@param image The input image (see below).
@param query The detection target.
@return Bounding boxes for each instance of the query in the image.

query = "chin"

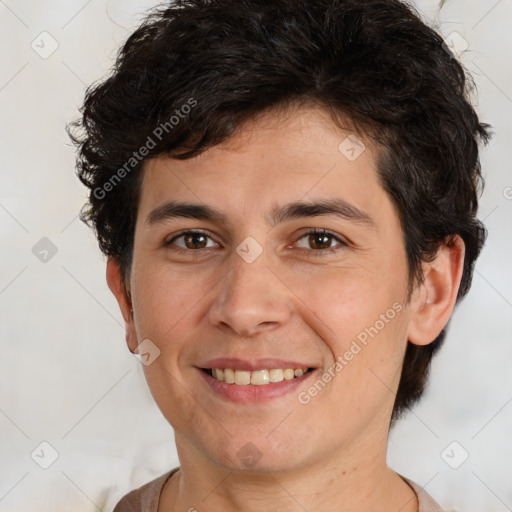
[205,438,308,475]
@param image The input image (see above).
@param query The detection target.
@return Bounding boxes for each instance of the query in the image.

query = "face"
[121,107,416,473]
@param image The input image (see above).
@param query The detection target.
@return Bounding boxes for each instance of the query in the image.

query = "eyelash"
[165,228,348,257]
[295,228,348,257]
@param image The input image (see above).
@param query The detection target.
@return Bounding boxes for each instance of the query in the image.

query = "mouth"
[197,358,319,403]
[201,367,315,385]
[196,357,319,402]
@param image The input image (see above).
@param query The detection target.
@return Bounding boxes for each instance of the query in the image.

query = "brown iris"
[183,232,209,249]
[307,232,333,250]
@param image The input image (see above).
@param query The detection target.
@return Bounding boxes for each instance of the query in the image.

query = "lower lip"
[198,369,316,403]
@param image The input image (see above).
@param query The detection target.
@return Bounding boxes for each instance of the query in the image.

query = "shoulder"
[402,477,445,512]
[112,467,179,512]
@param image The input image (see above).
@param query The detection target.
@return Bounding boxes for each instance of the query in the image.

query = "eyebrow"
[146,198,376,229]
[267,198,376,228]
[146,201,229,226]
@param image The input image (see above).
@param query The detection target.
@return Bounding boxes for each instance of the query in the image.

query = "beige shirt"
[112,467,444,512]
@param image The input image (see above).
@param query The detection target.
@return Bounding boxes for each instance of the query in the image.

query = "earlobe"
[407,235,465,346]
[106,258,138,353]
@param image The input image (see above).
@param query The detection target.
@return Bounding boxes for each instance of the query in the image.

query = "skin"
[107,106,465,511]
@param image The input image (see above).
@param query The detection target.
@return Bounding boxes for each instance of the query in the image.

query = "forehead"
[137,107,392,226]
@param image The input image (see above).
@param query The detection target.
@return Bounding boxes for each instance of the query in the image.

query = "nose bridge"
[208,247,292,336]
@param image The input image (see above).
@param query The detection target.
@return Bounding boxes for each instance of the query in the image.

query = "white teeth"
[234,370,251,385]
[283,369,295,380]
[269,369,284,382]
[212,368,224,381]
[210,367,310,385]
[224,368,235,384]
[250,369,269,385]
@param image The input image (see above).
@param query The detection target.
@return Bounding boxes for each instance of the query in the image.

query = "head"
[70,0,490,471]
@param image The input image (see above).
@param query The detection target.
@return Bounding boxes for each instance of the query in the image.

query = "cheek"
[131,264,208,424]
[298,267,408,384]
[304,279,408,428]
[131,257,209,342]
[298,267,398,339]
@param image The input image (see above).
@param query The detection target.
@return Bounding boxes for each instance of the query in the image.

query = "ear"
[106,257,138,353]
[407,235,465,346]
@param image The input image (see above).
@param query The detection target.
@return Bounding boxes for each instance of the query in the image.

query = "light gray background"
[1,1,511,511]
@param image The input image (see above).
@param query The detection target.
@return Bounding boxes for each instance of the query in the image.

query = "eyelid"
[164,228,348,254]
[165,229,220,248]
[293,228,349,248]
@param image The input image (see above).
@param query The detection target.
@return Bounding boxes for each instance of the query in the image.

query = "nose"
[207,250,293,338]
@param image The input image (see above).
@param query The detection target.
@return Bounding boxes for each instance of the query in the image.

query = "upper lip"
[198,358,317,371]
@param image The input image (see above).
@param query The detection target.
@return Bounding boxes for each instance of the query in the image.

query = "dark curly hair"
[69,0,491,422]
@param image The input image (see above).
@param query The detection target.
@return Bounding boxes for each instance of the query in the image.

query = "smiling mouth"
[203,367,314,385]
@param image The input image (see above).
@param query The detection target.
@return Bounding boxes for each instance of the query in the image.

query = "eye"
[295,228,347,254]
[166,230,219,250]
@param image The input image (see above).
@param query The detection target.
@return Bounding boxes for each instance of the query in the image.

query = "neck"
[159,433,418,512]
